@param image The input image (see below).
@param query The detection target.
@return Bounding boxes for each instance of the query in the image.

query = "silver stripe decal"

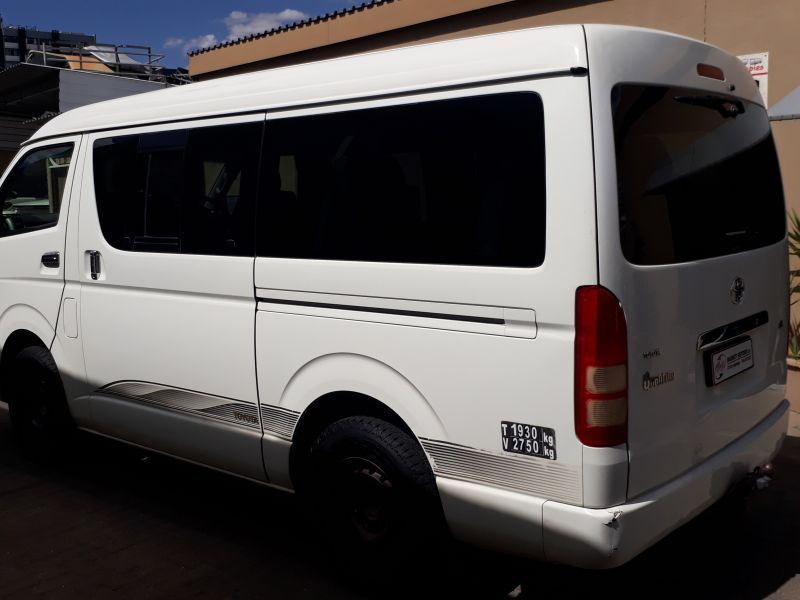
[101,381,261,429]
[259,404,300,439]
[421,439,581,505]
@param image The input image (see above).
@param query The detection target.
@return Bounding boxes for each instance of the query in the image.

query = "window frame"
[257,90,547,269]
[610,82,785,267]
[0,137,79,240]
[88,113,265,257]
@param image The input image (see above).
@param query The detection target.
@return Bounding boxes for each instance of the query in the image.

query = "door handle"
[89,250,101,280]
[41,252,60,268]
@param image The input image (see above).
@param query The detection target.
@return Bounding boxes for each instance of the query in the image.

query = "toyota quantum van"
[0,24,788,568]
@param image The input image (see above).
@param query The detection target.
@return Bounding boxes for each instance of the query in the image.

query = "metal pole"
[0,14,6,70]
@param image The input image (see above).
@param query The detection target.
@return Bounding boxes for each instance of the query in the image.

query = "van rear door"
[605,82,787,497]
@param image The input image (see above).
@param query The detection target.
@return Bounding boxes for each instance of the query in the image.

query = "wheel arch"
[0,304,56,355]
[279,352,447,441]
[274,353,447,486]
[0,328,49,399]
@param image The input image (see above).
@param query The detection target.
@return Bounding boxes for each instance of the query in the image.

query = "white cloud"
[223,9,308,40]
[164,8,306,57]
[164,37,186,49]
[164,33,219,54]
[184,34,219,52]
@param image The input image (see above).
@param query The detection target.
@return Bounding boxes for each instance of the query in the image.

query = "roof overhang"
[0,63,61,119]
[769,85,800,121]
[188,0,517,79]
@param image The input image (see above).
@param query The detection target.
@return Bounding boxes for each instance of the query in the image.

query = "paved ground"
[1,405,799,599]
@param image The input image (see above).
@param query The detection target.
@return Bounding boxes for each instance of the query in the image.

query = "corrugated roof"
[187,1,395,57]
[0,63,61,116]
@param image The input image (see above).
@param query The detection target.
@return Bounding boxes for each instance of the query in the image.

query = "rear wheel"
[5,346,73,450]
[301,416,445,569]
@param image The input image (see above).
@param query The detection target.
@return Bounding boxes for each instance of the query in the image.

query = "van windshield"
[612,84,785,265]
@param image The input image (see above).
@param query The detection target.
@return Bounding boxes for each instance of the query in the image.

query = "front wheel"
[5,345,74,450]
[302,416,445,567]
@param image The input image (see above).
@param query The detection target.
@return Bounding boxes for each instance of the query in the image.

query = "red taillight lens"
[575,286,628,447]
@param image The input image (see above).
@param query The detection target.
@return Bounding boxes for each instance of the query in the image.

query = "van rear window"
[612,84,785,265]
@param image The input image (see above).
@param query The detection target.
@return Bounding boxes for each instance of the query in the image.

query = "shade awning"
[0,63,60,119]
[769,85,800,121]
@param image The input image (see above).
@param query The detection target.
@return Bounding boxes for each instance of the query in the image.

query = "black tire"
[302,416,446,569]
[5,345,74,450]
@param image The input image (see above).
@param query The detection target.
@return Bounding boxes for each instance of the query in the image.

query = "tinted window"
[259,93,545,267]
[612,84,785,265]
[0,144,73,237]
[93,122,262,255]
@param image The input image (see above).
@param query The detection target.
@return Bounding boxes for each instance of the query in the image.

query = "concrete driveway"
[0,405,799,599]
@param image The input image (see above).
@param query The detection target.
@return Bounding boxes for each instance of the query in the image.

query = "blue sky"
[3,1,350,68]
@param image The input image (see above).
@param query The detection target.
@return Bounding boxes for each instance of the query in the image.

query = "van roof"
[28,24,724,142]
[30,23,589,141]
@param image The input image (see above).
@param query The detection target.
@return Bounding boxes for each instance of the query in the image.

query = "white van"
[0,24,788,568]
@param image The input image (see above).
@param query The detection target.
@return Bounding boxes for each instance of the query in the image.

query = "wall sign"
[738,52,769,106]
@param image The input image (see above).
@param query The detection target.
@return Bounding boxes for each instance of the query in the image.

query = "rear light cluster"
[575,286,628,447]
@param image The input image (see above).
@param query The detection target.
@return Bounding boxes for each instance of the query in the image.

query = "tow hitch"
[729,463,774,499]
[746,463,774,492]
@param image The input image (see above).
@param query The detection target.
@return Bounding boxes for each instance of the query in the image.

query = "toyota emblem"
[730,277,745,304]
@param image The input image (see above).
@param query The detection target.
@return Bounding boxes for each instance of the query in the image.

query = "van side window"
[258,93,546,267]
[182,124,262,255]
[93,122,262,255]
[0,144,74,238]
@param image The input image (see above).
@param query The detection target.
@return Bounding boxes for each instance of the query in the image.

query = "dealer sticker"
[501,421,556,460]
[707,337,754,386]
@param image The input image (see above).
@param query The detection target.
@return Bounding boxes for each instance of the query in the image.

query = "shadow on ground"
[0,408,798,599]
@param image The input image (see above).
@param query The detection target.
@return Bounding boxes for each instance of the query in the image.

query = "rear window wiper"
[674,95,745,118]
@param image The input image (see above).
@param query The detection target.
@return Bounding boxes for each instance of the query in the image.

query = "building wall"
[2,26,96,67]
[190,0,800,210]
[702,0,800,217]
[189,0,517,77]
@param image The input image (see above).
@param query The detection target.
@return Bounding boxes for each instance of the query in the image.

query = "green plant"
[788,210,800,360]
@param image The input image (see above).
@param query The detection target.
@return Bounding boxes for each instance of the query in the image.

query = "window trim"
[89,114,265,257]
[0,139,78,240]
[86,87,549,266]
[610,82,785,267]
[257,90,547,269]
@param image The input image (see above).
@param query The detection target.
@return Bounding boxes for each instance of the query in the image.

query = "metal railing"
[23,42,190,84]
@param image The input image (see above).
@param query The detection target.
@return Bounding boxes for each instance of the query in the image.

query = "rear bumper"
[437,399,789,568]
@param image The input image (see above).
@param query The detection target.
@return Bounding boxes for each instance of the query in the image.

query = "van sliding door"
[77,114,266,479]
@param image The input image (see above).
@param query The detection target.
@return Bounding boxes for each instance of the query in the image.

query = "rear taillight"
[575,286,628,447]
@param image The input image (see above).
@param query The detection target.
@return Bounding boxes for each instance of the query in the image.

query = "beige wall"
[189,0,518,77]
[190,0,708,79]
[773,120,800,214]
[703,0,800,216]
[190,0,800,206]
[396,0,705,43]
[190,0,800,240]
